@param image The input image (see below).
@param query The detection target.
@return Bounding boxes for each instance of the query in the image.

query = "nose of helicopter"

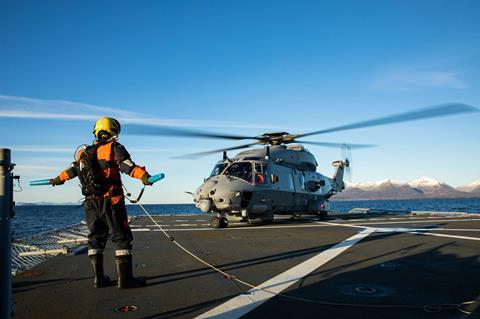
[197,198,212,213]
[194,175,254,213]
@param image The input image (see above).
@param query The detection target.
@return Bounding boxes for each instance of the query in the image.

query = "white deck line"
[377,228,480,233]
[318,222,370,230]
[131,218,480,233]
[352,218,480,226]
[408,231,480,241]
[133,223,346,232]
[195,228,375,319]
[323,222,480,242]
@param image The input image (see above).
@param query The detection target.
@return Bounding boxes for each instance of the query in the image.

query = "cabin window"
[299,174,305,190]
[224,162,253,183]
[288,173,295,190]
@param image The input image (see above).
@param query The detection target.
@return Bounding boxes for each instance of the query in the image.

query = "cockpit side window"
[223,162,253,183]
[209,163,227,177]
[254,162,266,185]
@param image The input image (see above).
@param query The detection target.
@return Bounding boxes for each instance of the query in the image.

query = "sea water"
[13,198,480,238]
[13,204,200,239]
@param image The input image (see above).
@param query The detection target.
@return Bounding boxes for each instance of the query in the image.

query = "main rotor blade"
[296,141,377,149]
[297,103,478,138]
[124,124,258,141]
[172,143,258,159]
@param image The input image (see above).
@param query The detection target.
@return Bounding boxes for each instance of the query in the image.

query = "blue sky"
[1,0,479,203]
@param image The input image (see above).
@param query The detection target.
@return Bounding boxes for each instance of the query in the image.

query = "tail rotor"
[341,144,352,182]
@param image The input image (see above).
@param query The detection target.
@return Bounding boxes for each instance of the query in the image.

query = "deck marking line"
[377,228,480,233]
[318,222,371,229]
[352,218,480,226]
[195,228,375,319]
[132,219,479,233]
[140,224,343,232]
[408,231,480,241]
[322,222,480,242]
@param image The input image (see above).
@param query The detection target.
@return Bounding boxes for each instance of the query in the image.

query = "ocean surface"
[12,198,480,239]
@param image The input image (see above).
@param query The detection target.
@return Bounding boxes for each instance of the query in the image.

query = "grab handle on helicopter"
[29,179,53,186]
[148,173,165,184]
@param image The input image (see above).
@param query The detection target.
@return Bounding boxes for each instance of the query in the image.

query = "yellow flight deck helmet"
[93,117,121,141]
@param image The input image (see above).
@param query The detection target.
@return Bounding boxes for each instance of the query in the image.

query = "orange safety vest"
[58,141,147,205]
[96,141,124,201]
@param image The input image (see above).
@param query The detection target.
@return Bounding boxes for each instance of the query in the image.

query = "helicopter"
[125,103,478,228]
[192,142,354,228]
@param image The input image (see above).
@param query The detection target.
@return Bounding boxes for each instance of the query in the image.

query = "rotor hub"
[256,132,298,145]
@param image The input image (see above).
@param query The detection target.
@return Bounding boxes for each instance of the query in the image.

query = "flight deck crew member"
[51,117,152,289]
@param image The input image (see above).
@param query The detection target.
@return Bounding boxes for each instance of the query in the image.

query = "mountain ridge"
[335,177,480,200]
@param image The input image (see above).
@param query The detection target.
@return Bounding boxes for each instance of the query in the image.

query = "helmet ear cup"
[111,118,121,135]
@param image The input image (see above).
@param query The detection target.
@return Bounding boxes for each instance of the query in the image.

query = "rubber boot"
[89,254,113,288]
[115,255,146,289]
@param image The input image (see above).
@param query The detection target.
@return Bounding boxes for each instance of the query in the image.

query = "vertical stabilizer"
[332,160,345,191]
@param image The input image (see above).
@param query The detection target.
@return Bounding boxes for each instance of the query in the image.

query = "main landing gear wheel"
[210,216,228,228]
[317,211,328,221]
[219,217,228,228]
[261,210,274,224]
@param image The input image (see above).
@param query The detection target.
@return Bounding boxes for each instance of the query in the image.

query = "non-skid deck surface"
[13,214,480,318]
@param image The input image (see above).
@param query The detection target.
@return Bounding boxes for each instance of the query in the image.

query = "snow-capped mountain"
[341,179,423,200]
[335,177,479,200]
[408,177,460,195]
[346,179,404,190]
[457,180,480,193]
[408,176,443,189]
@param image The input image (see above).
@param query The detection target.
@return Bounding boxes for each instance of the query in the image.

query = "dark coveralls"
[56,141,148,256]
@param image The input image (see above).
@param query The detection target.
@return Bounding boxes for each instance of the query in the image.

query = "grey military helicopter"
[192,141,354,228]
[125,103,478,228]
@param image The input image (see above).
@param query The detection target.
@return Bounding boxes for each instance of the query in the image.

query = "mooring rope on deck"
[136,203,254,288]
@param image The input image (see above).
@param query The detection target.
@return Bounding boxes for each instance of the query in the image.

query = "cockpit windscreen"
[223,161,267,185]
[209,163,228,177]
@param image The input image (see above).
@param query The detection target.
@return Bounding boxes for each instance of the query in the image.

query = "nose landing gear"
[210,215,228,228]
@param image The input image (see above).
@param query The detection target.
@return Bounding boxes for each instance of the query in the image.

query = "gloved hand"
[51,176,64,186]
[141,173,152,186]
